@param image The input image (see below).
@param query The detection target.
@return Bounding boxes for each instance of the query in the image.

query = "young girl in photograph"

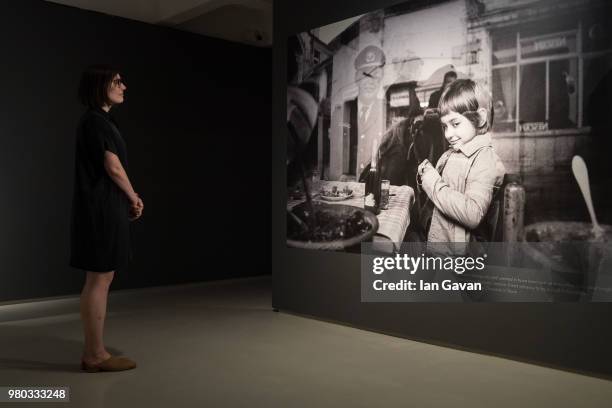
[417,79,506,254]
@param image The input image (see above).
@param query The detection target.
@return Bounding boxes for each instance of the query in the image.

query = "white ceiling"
[45,0,273,47]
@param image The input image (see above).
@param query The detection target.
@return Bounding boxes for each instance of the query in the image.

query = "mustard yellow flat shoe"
[80,356,137,373]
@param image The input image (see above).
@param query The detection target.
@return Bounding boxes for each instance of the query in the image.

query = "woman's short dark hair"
[78,64,121,109]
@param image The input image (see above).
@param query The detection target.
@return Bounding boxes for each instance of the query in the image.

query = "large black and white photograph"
[286,0,612,258]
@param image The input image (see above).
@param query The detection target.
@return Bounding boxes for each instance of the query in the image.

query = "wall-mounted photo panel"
[284,0,612,302]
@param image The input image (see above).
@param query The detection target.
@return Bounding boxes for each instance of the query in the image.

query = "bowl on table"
[523,221,612,301]
[287,202,378,251]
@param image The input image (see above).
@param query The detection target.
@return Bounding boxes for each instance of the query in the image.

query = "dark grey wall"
[0,0,270,302]
[272,0,612,378]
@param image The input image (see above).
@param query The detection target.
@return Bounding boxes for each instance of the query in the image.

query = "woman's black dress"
[70,108,130,272]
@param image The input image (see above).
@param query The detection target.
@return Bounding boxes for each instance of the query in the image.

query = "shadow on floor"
[0,326,125,374]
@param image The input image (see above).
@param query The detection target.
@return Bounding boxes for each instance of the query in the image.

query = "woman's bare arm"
[103,151,138,205]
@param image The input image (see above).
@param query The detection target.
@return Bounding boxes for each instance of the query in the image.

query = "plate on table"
[318,186,354,201]
[319,193,354,202]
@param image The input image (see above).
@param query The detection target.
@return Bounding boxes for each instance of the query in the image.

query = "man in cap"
[351,45,386,179]
[428,70,457,109]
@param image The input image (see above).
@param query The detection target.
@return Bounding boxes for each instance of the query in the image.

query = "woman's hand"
[136,197,144,216]
[129,194,144,221]
[128,193,139,208]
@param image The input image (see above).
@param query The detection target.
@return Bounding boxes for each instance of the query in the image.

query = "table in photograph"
[287,181,415,253]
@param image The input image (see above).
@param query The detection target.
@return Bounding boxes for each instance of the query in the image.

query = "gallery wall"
[273,0,612,378]
[0,0,271,302]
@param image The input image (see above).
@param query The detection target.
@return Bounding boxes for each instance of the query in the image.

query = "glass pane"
[583,54,612,127]
[492,67,517,132]
[549,59,578,129]
[418,90,431,109]
[519,63,546,132]
[520,32,577,59]
[492,29,517,65]
[582,9,612,53]
[519,18,576,40]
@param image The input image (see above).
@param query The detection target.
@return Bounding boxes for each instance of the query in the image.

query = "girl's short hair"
[438,79,493,134]
[78,64,121,109]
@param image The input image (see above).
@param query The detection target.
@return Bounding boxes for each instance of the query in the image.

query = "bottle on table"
[380,179,390,210]
[503,174,525,242]
[364,138,381,215]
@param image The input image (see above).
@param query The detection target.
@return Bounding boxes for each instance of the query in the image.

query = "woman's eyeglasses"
[111,78,125,87]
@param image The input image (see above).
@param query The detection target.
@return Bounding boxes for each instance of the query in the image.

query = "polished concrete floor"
[1,276,611,408]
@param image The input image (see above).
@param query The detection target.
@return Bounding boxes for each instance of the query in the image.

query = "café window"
[490,15,612,133]
[583,53,612,127]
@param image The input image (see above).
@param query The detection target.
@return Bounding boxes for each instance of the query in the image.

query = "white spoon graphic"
[572,155,605,240]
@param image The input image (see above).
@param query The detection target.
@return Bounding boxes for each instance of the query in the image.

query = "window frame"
[490,19,612,136]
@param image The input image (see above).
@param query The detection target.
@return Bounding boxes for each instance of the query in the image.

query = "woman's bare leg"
[80,270,114,364]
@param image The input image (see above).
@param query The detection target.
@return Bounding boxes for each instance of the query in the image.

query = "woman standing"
[71,65,143,372]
